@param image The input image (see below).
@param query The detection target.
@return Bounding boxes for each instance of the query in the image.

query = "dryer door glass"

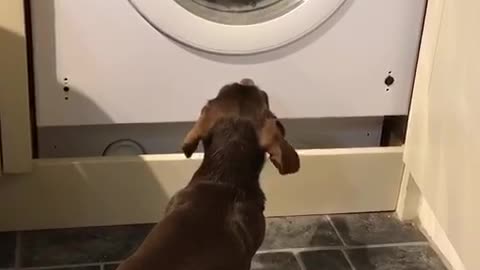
[175,0,304,25]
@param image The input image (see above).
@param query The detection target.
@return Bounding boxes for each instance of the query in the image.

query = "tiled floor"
[0,213,448,270]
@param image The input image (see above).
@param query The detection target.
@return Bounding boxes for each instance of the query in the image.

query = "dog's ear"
[259,118,300,175]
[182,105,214,158]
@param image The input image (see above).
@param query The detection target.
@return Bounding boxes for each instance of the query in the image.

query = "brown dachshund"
[116,79,300,270]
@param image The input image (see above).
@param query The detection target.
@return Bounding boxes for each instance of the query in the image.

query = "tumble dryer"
[31,0,426,156]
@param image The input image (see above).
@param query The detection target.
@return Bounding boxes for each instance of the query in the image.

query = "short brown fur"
[116,80,300,270]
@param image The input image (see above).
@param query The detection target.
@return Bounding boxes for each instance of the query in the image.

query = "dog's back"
[117,119,266,270]
[117,81,299,270]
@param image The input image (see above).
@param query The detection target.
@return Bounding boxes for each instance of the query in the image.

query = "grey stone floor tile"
[252,252,301,270]
[261,216,342,250]
[2,214,447,270]
[330,213,427,246]
[103,264,119,270]
[346,245,448,270]
[20,225,153,267]
[0,232,16,269]
[300,250,352,270]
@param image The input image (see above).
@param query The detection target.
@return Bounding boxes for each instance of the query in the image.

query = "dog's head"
[182,79,300,175]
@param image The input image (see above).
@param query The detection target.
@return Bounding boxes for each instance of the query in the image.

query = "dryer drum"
[192,0,280,11]
[175,0,304,25]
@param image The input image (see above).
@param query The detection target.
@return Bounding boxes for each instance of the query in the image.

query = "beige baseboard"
[397,171,465,270]
[417,195,465,270]
[0,147,403,232]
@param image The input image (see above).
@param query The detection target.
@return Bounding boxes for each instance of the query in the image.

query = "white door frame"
[0,0,33,174]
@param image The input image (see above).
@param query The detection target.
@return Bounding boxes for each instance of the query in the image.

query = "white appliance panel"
[31,0,426,126]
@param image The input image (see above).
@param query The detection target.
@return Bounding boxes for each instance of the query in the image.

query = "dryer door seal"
[129,0,346,55]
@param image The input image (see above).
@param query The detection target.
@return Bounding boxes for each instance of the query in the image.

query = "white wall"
[404,0,480,269]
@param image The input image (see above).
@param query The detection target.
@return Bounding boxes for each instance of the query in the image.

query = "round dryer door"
[129,0,346,54]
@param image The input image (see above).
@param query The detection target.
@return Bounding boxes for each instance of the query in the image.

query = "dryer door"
[129,0,346,54]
